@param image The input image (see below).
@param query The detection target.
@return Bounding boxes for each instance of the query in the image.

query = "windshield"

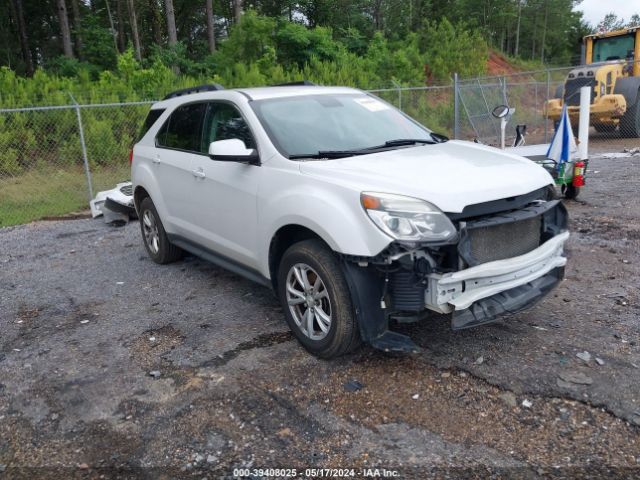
[592,33,635,62]
[251,93,433,158]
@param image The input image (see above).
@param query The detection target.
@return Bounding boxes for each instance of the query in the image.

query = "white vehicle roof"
[151,85,363,109]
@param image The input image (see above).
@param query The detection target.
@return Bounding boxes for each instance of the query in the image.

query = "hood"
[299,140,554,213]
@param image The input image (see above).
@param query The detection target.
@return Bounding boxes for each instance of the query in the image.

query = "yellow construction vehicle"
[545,27,640,137]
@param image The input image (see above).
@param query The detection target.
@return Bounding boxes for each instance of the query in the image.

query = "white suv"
[132,83,569,358]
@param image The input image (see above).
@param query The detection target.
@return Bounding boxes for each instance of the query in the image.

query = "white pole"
[578,86,590,160]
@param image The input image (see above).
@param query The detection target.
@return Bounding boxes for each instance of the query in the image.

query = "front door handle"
[191,168,206,179]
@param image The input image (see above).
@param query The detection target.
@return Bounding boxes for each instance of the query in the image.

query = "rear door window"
[157,102,207,152]
[138,108,165,141]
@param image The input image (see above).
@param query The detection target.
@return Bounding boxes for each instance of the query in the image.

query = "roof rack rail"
[272,81,317,87]
[163,83,225,100]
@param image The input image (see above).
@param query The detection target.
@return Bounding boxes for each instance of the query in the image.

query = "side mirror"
[208,139,259,165]
[492,105,510,119]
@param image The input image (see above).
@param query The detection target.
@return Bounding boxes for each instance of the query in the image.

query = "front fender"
[257,183,391,278]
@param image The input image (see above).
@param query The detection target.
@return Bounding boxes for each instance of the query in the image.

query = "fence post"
[544,70,550,143]
[69,93,94,201]
[453,73,459,139]
[391,80,402,111]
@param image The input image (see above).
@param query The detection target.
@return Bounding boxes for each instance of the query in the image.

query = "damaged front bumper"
[427,231,568,312]
[342,196,569,354]
[426,231,569,326]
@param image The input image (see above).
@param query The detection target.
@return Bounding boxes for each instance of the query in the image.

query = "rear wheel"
[139,197,183,264]
[620,90,640,138]
[277,239,361,358]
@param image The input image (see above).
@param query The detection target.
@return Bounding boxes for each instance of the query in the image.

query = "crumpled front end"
[342,187,569,353]
[426,199,568,327]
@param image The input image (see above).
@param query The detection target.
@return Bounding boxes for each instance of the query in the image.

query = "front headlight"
[361,192,457,242]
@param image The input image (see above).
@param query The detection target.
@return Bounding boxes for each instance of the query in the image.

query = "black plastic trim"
[341,261,420,353]
[451,266,564,330]
[457,200,567,267]
[167,234,271,288]
[104,197,135,216]
[446,186,552,221]
[272,81,317,87]
[163,83,225,100]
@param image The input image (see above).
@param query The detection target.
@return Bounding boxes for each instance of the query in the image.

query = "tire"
[620,90,640,138]
[593,124,616,134]
[562,184,580,200]
[277,239,361,358]
[138,196,183,264]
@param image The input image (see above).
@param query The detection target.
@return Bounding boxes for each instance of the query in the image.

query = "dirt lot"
[1,154,639,479]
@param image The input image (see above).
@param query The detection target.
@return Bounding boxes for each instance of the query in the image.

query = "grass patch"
[0,164,130,227]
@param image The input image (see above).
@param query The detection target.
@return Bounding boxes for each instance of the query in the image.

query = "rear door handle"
[191,168,206,179]
[152,155,161,165]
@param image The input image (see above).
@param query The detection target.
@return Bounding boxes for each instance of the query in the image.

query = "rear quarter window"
[138,108,165,141]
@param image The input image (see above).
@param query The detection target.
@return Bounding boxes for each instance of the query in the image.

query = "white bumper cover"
[426,231,569,312]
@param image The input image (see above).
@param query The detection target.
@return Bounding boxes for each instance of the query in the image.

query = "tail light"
[129,149,134,165]
[572,160,585,187]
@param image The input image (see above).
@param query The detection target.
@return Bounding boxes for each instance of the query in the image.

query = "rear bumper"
[426,231,568,314]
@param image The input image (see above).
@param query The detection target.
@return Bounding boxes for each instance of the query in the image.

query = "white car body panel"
[132,85,565,318]
[298,140,553,213]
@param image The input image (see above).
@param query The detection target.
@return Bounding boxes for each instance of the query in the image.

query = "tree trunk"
[56,0,74,57]
[205,0,215,53]
[127,0,142,60]
[373,0,383,31]
[531,8,538,59]
[104,0,120,53]
[540,0,548,63]
[514,0,522,57]
[70,0,83,59]
[12,0,34,75]
[149,0,162,45]
[164,0,177,45]
[116,0,126,52]
[233,0,242,24]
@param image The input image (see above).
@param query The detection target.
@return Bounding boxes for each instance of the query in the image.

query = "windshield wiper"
[360,138,435,150]
[288,135,450,160]
[288,150,370,160]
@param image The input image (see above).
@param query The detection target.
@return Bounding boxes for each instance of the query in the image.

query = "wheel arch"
[133,185,150,212]
[268,224,331,292]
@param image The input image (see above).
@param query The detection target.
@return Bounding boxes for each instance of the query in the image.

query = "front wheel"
[277,239,361,358]
[620,90,640,138]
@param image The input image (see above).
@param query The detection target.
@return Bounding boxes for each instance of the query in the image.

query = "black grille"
[468,216,541,264]
[564,77,595,106]
[119,184,133,196]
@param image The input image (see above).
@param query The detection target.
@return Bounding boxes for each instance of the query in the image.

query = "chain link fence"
[455,60,640,153]
[1,64,639,227]
[0,101,153,227]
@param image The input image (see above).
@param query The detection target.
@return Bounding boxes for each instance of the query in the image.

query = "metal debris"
[576,351,591,362]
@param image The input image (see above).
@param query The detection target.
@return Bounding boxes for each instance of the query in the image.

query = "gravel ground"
[0,154,639,479]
